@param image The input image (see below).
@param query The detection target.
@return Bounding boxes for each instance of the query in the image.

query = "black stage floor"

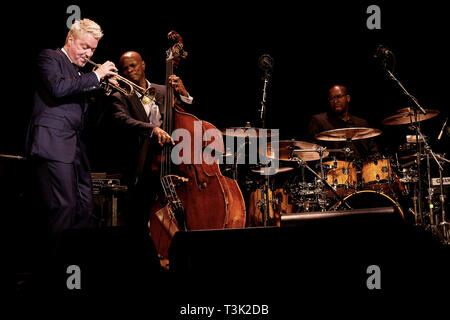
[12,214,449,316]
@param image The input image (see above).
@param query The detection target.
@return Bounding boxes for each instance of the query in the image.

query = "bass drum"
[331,190,406,221]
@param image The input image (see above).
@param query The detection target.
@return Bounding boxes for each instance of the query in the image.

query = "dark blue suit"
[26,48,102,245]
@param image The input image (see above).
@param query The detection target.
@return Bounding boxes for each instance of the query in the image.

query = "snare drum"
[361,156,393,193]
[285,181,328,212]
[323,160,357,198]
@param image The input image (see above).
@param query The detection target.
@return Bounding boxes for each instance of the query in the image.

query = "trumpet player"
[25,19,118,256]
[109,50,194,231]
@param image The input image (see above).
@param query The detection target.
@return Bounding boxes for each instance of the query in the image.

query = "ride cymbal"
[382,108,439,125]
[315,127,382,141]
[267,140,329,161]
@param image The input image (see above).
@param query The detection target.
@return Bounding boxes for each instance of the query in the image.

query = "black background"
[4,0,450,308]
[1,0,449,160]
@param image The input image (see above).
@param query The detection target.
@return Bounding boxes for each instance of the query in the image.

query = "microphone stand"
[380,53,427,226]
[258,68,272,226]
[259,71,271,130]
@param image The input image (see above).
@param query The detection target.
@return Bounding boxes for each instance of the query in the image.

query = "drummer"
[307,84,379,160]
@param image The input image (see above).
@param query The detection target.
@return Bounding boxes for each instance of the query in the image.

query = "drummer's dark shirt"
[307,111,379,160]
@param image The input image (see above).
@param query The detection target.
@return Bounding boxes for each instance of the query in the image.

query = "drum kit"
[221,106,449,244]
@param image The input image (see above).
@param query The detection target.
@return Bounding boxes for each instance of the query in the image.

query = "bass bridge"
[160,174,189,231]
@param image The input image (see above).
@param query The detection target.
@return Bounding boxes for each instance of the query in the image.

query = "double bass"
[148,31,246,267]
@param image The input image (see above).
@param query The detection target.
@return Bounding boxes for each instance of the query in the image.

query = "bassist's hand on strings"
[168,74,189,97]
[153,127,175,146]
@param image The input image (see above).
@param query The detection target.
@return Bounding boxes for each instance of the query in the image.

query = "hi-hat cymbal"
[315,127,382,141]
[267,140,329,161]
[221,127,279,138]
[382,108,440,125]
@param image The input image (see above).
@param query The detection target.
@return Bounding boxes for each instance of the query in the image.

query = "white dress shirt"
[138,79,193,127]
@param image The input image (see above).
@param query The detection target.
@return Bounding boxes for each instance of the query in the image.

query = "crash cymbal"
[251,167,294,175]
[267,140,329,161]
[382,108,439,125]
[315,127,382,141]
[221,127,279,138]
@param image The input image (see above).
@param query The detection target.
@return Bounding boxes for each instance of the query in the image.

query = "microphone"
[373,45,392,59]
[258,54,274,73]
[438,117,448,140]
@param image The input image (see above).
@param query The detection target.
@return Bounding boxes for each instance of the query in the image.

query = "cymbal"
[267,140,329,161]
[251,167,294,175]
[315,127,382,141]
[221,127,279,138]
[382,108,440,125]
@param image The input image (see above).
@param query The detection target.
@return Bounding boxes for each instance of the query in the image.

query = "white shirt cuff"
[93,71,101,82]
[180,94,193,104]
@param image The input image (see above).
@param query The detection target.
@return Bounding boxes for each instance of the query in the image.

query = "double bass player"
[108,50,194,232]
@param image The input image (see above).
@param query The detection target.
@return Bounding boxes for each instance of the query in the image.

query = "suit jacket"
[110,83,166,137]
[27,48,101,163]
[109,83,167,186]
[108,83,192,187]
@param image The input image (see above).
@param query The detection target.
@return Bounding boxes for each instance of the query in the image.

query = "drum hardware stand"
[431,153,449,244]
[231,136,250,182]
[253,162,277,226]
[412,123,449,243]
[289,147,353,210]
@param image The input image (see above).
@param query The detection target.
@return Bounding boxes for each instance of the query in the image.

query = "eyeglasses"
[328,94,347,101]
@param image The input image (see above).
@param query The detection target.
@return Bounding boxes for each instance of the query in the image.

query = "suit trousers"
[34,142,93,252]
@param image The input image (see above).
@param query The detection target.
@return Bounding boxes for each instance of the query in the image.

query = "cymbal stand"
[412,110,424,225]
[255,163,275,227]
[435,154,450,244]
[411,121,449,243]
[263,170,271,226]
[232,137,250,181]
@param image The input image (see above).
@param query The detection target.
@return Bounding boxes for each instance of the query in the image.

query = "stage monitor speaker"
[168,210,448,295]
[280,206,399,227]
[59,226,161,293]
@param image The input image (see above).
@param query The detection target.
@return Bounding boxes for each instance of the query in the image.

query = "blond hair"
[66,19,103,43]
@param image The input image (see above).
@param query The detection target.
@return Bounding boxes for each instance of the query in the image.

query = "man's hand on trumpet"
[94,61,118,81]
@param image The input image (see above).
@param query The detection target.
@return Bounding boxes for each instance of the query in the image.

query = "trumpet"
[84,57,155,104]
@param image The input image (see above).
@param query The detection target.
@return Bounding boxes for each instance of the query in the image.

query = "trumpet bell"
[141,95,152,104]
[140,87,156,104]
